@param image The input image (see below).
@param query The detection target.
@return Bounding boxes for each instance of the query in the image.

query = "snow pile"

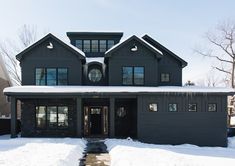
[0,135,86,166]
[228,136,235,148]
[105,138,235,166]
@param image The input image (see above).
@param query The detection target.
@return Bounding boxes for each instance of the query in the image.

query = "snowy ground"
[105,137,235,166]
[0,135,86,166]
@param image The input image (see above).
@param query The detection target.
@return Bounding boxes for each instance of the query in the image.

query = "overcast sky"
[0,0,235,85]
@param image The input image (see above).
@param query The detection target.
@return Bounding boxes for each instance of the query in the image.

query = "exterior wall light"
[131,44,138,52]
[47,42,53,49]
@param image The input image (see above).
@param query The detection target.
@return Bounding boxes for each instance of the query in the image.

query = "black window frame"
[35,67,68,86]
[168,103,178,112]
[122,66,145,86]
[208,103,217,112]
[161,73,170,82]
[91,40,99,52]
[35,105,69,130]
[83,40,91,52]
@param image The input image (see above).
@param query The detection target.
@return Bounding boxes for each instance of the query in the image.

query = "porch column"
[137,96,143,139]
[76,97,82,137]
[109,97,115,137]
[10,97,17,138]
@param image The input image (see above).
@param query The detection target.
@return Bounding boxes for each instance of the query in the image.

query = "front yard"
[105,137,235,166]
[0,135,86,166]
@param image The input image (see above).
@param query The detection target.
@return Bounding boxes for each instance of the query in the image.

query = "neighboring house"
[3,32,234,147]
[0,54,11,117]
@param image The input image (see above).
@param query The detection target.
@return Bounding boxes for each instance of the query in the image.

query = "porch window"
[208,103,217,112]
[47,106,57,128]
[168,103,177,112]
[58,106,68,128]
[36,106,46,128]
[188,103,197,112]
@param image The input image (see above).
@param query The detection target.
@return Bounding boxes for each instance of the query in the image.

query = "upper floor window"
[107,40,115,49]
[83,40,91,52]
[122,66,144,85]
[75,40,82,50]
[88,68,102,82]
[99,40,107,52]
[161,73,170,82]
[36,68,68,85]
[91,40,98,52]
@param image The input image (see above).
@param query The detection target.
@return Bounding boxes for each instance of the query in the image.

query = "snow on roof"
[105,35,163,55]
[17,33,85,58]
[86,57,104,64]
[3,86,235,95]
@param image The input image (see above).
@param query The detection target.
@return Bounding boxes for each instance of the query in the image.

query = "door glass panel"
[84,107,89,136]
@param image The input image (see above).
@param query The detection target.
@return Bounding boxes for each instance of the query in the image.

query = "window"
[47,106,57,128]
[36,68,46,85]
[36,106,46,128]
[58,68,68,85]
[36,105,69,129]
[188,104,197,112]
[169,103,177,112]
[122,67,144,85]
[58,106,68,128]
[83,40,90,52]
[88,68,102,82]
[107,40,114,49]
[161,73,170,82]
[149,103,158,112]
[208,103,217,112]
[35,68,68,85]
[75,40,82,50]
[123,67,133,85]
[99,40,106,52]
[47,68,57,85]
[134,67,144,85]
[91,40,98,52]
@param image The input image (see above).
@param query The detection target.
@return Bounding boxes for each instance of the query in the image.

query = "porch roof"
[3,86,235,96]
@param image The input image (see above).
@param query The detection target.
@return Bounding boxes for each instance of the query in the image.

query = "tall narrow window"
[58,106,68,128]
[75,40,82,50]
[83,40,91,52]
[99,40,107,52]
[58,68,68,85]
[36,106,46,128]
[123,67,133,85]
[91,40,98,52]
[107,40,114,49]
[134,67,144,85]
[36,68,46,85]
[47,68,57,85]
[47,106,57,128]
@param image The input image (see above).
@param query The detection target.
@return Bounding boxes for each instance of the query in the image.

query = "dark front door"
[90,107,102,135]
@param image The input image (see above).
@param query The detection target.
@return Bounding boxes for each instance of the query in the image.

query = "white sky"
[0,0,234,86]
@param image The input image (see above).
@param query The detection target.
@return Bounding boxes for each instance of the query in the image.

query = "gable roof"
[16,33,86,61]
[142,34,187,68]
[105,35,163,58]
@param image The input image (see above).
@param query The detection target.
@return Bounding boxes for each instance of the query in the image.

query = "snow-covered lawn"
[105,137,235,166]
[0,135,86,166]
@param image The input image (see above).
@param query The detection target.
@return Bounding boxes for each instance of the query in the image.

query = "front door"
[90,107,102,135]
[83,106,108,137]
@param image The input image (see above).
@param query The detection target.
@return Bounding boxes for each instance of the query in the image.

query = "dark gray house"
[3,32,234,147]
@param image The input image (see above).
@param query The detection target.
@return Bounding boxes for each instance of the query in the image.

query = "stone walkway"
[80,139,111,166]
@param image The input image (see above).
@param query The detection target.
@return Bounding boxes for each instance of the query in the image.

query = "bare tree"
[195,20,235,88]
[0,25,38,85]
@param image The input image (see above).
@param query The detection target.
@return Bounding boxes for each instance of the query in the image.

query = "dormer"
[66,32,123,57]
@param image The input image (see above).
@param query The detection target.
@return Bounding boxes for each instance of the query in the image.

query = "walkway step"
[80,139,111,166]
